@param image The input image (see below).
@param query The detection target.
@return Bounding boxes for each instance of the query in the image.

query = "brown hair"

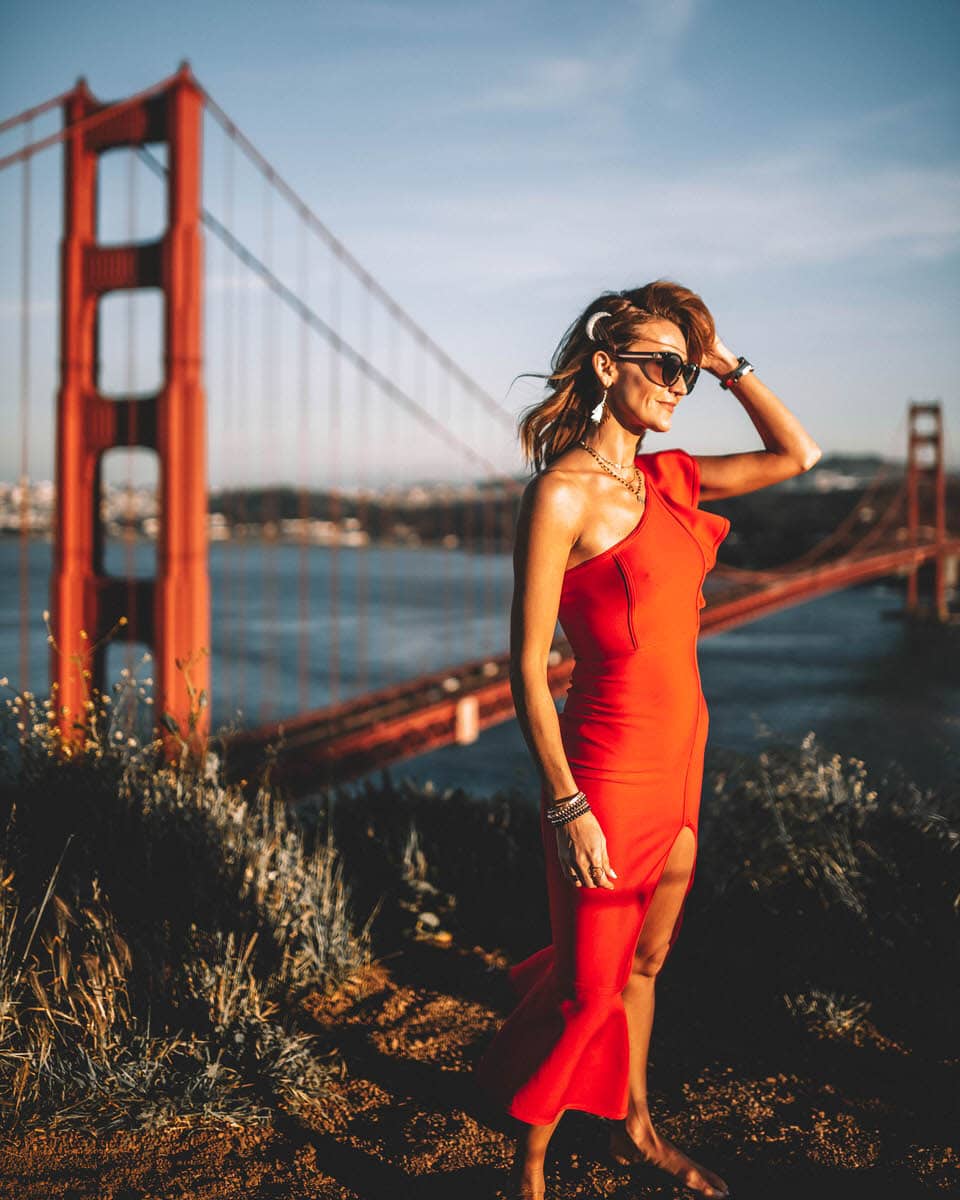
[516,280,716,473]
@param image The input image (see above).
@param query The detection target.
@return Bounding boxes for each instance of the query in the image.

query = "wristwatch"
[719,356,755,389]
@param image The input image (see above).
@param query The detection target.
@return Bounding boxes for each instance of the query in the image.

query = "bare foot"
[610,1123,730,1198]
[506,1158,546,1200]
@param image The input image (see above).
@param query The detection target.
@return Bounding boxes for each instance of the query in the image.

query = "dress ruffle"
[475,942,632,1124]
[636,449,730,607]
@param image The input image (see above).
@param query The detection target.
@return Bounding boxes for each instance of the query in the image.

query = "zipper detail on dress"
[613,554,639,650]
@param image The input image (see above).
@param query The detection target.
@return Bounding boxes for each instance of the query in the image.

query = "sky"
[2,0,959,485]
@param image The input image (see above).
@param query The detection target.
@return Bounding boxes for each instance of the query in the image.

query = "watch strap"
[719,356,755,389]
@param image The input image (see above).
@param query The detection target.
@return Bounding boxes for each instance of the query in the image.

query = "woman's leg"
[618,828,730,1198]
[511,1112,564,1197]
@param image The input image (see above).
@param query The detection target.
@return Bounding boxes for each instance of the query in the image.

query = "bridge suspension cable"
[190,80,522,714]
[0,69,183,173]
[197,84,518,433]
[133,141,520,483]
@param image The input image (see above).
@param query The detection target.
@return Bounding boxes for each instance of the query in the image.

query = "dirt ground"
[1,936,956,1200]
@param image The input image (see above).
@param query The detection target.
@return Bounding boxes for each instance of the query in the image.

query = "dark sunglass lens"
[659,353,683,386]
[682,363,700,392]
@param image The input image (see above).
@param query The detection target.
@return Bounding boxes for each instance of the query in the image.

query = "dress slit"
[624,821,699,988]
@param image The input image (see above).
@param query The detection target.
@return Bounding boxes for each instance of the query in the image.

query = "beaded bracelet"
[545,793,592,827]
[549,788,585,810]
[547,798,591,827]
[546,789,586,821]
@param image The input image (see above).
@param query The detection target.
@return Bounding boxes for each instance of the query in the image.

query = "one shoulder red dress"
[475,447,731,1126]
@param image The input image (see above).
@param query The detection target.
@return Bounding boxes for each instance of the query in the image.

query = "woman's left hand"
[700,334,740,379]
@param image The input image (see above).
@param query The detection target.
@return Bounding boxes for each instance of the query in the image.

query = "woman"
[474,281,821,1200]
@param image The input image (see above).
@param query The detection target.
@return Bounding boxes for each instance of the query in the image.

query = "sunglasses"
[613,351,701,394]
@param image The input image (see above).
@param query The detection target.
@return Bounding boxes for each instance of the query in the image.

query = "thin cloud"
[467,0,703,115]
[361,151,960,294]
[327,1,484,36]
[629,0,701,41]
[473,56,600,112]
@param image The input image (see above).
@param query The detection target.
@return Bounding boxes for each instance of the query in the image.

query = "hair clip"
[585,311,612,342]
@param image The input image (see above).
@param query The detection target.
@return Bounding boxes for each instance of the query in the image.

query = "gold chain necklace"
[577,439,636,470]
[578,440,646,504]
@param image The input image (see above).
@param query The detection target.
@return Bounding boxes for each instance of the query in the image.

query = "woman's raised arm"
[693,335,822,501]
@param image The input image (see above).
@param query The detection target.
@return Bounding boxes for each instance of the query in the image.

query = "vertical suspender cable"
[296,209,310,714]
[260,177,277,722]
[413,332,428,680]
[440,360,453,671]
[356,277,372,695]
[384,318,398,685]
[462,379,476,661]
[236,142,251,720]
[328,245,342,706]
[482,444,495,659]
[17,119,32,696]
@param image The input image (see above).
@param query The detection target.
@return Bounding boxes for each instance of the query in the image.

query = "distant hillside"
[773,453,897,492]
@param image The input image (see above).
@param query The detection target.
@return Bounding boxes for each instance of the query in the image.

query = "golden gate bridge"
[1,65,957,789]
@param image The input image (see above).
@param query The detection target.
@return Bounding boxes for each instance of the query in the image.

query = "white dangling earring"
[590,387,608,425]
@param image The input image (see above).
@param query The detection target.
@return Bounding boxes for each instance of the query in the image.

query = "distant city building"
[0,457,944,539]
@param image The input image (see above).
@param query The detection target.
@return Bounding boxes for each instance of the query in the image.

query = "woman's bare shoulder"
[518,463,589,540]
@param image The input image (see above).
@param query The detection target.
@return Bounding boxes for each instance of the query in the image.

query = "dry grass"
[697,730,959,1046]
[0,647,373,1132]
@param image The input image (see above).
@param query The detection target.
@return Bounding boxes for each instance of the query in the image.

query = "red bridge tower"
[51,64,210,756]
[904,400,950,623]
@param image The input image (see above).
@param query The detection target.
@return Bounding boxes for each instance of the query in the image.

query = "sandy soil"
[1,936,956,1199]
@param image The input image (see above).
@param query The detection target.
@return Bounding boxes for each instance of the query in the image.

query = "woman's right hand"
[555,811,618,889]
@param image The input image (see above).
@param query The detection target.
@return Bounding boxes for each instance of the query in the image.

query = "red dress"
[475,448,731,1126]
